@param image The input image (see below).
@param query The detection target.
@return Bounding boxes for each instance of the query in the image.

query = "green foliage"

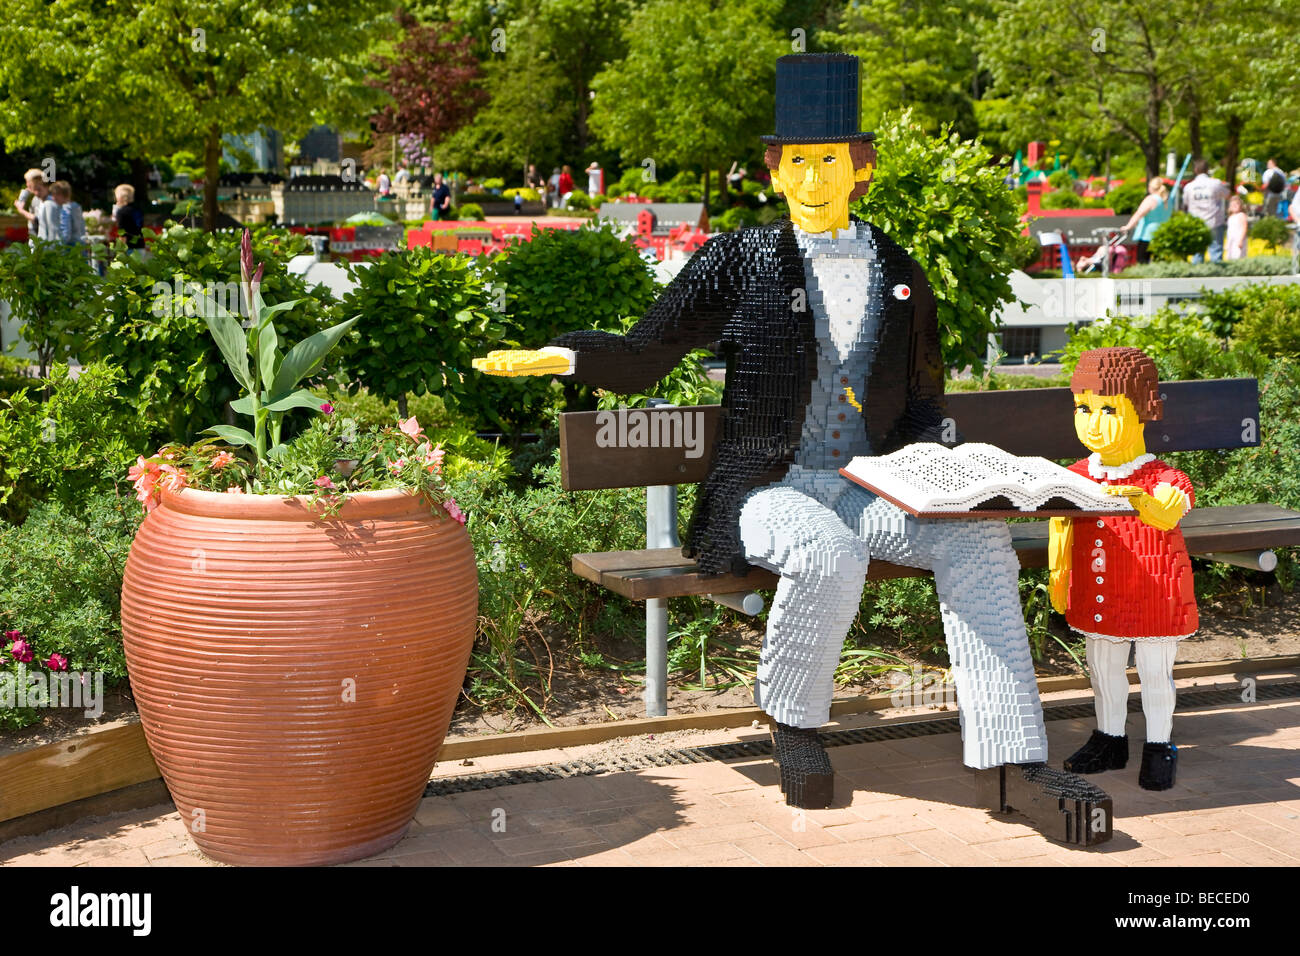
[83,225,338,443]
[1250,215,1291,253]
[456,203,485,221]
[1010,232,1044,270]
[711,206,760,233]
[337,248,500,426]
[1041,189,1082,209]
[1118,256,1295,279]
[480,178,505,191]
[0,356,31,398]
[0,492,140,687]
[1059,308,1262,382]
[1148,212,1211,261]
[502,187,541,201]
[1200,282,1300,338]
[1105,181,1150,215]
[946,371,1073,392]
[1046,170,1074,190]
[594,314,722,409]
[564,189,593,211]
[482,221,660,436]
[1229,286,1300,359]
[0,363,153,523]
[0,239,101,377]
[855,109,1025,373]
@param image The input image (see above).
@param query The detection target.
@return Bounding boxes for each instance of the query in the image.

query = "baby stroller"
[1075,228,1131,275]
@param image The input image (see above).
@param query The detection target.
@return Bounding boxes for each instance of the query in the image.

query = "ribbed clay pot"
[120,486,478,866]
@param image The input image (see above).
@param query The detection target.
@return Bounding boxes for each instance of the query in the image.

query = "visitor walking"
[547,167,561,209]
[1119,178,1172,264]
[525,164,544,191]
[376,169,393,197]
[558,165,574,208]
[13,169,50,240]
[112,184,145,250]
[1224,195,1249,260]
[584,161,602,196]
[1182,160,1230,263]
[37,181,85,245]
[1262,159,1287,218]
[430,173,451,220]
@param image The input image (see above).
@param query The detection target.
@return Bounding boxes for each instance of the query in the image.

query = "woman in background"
[1120,177,1172,264]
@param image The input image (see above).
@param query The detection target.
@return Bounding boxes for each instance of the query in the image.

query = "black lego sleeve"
[548,232,738,394]
[894,260,956,445]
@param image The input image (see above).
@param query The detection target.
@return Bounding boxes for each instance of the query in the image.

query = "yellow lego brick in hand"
[472,349,571,377]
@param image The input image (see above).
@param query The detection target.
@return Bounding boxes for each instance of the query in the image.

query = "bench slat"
[559,379,1259,491]
[574,503,1300,601]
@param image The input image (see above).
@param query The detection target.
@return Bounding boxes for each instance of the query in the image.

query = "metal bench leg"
[645,483,680,718]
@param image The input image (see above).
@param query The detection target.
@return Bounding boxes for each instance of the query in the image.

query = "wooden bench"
[558,378,1300,715]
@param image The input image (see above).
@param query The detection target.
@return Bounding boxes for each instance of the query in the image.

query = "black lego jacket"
[551,215,950,576]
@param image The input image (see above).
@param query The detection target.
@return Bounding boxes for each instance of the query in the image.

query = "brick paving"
[2,694,1297,867]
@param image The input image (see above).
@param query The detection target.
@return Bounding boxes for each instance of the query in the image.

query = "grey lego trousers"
[738,468,1049,769]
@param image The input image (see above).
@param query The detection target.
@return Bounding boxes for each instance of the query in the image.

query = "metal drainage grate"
[424,680,1300,798]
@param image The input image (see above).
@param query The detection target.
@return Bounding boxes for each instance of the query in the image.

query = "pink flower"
[157,464,188,494]
[3,629,22,643]
[8,638,33,663]
[225,486,245,495]
[210,451,236,470]
[399,417,424,441]
[46,653,69,672]
[388,457,408,475]
[313,476,336,490]
[422,443,446,474]
[320,402,334,415]
[444,498,466,525]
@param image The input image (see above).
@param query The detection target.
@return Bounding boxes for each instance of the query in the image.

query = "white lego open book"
[840,443,1136,518]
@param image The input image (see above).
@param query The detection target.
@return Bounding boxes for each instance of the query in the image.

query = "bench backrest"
[557,378,1260,492]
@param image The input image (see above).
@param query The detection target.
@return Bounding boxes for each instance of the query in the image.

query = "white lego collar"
[1087,452,1155,480]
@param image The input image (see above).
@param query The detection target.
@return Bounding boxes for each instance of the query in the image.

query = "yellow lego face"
[1073,389,1144,457]
[771,142,873,235]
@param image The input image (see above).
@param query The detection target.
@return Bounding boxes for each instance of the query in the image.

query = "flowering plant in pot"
[119,231,478,866]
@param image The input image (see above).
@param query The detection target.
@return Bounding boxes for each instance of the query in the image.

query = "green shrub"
[711,206,760,232]
[1229,286,1300,358]
[1119,256,1295,279]
[1059,308,1262,382]
[480,178,505,191]
[1148,212,1211,261]
[1105,181,1149,216]
[1041,189,1082,209]
[0,490,140,723]
[0,238,101,378]
[0,356,31,398]
[83,224,338,442]
[855,108,1025,373]
[1201,282,1300,338]
[336,249,500,419]
[456,203,485,221]
[1046,170,1074,191]
[502,187,540,202]
[1250,216,1291,254]
[0,362,154,523]
[1010,232,1043,270]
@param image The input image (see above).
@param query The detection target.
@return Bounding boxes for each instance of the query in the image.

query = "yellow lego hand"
[471,349,572,377]
[1106,484,1185,531]
[1049,568,1069,614]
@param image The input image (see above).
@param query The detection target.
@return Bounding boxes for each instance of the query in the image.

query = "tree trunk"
[203,124,222,231]
[702,167,710,208]
[1145,76,1163,180]
[1187,93,1203,161]
[129,157,152,210]
[718,166,729,206]
[397,392,409,419]
[1223,114,1244,188]
[575,89,590,154]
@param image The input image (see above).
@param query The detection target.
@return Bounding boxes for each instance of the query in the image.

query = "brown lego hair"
[1071,347,1163,421]
[764,141,877,202]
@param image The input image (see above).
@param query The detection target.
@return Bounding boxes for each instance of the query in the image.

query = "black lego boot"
[1063,730,1129,774]
[1138,741,1178,791]
[976,762,1113,847]
[768,721,834,809]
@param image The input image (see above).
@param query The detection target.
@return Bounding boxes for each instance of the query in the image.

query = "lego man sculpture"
[477,54,1111,845]
[1052,347,1197,790]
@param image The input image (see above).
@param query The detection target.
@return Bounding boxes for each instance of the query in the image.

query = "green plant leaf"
[258,299,300,329]
[203,313,252,391]
[202,425,255,446]
[270,317,358,398]
[229,394,256,415]
[262,388,326,413]
[258,323,280,393]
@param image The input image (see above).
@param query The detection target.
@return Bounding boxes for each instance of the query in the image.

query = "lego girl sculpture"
[1050,347,1197,790]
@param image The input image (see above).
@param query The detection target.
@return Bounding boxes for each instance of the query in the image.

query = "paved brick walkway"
[2,691,1297,867]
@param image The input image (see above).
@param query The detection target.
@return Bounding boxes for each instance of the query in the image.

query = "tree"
[0,0,390,230]
[978,0,1195,178]
[821,0,994,140]
[589,0,787,205]
[370,14,487,151]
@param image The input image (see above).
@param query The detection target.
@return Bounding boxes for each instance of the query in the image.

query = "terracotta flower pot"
[120,486,478,866]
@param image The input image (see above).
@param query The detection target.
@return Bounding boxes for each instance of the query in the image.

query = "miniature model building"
[475,53,1112,845]
[1051,347,1197,791]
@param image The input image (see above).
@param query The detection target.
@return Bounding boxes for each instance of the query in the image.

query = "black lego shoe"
[1063,730,1129,774]
[1138,741,1178,791]
[975,762,1114,847]
[769,721,834,809]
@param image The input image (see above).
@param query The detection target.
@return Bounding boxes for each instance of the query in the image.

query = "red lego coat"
[1065,454,1198,641]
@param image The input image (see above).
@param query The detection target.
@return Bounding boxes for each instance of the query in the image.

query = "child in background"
[1050,347,1197,791]
[112,184,145,249]
[37,181,86,245]
[13,169,50,239]
[1224,195,1249,260]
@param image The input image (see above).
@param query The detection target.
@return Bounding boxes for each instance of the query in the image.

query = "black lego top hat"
[761,53,874,145]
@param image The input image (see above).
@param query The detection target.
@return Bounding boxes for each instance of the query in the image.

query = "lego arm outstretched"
[1048,517,1073,614]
